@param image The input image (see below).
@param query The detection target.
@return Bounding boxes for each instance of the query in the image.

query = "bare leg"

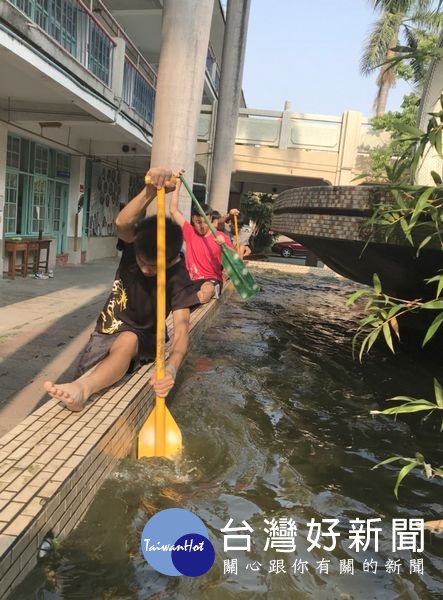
[43,331,138,412]
[197,281,216,304]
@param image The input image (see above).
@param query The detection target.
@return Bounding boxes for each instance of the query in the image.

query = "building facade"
[0,0,226,274]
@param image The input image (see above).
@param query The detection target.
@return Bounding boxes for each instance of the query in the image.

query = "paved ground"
[0,255,334,438]
[0,258,119,437]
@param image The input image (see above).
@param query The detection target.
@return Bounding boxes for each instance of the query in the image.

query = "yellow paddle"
[233,214,240,255]
[137,183,182,459]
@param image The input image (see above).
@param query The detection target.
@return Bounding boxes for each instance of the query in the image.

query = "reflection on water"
[11,269,443,600]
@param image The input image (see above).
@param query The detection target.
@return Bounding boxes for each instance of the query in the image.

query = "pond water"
[11,267,443,600]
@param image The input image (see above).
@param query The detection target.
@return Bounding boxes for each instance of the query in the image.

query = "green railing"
[9,0,115,86]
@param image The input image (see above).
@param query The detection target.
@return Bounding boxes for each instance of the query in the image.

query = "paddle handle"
[145,174,177,186]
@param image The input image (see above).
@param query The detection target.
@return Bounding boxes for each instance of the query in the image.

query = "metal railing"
[123,57,155,126]
[8,0,221,130]
[206,45,220,93]
[8,0,159,125]
[9,0,115,86]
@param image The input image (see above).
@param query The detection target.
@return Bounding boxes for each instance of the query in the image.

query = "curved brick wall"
[271,186,442,299]
[272,186,391,243]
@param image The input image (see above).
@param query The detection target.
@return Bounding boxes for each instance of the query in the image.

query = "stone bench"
[0,298,221,600]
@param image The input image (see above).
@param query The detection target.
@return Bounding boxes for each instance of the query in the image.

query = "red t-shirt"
[182,221,233,282]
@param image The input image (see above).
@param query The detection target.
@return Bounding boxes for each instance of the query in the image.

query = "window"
[7,136,20,169]
[5,172,19,234]
[56,151,70,178]
[34,145,49,175]
[32,177,48,232]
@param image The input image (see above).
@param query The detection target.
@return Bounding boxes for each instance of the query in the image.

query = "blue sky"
[242,0,413,117]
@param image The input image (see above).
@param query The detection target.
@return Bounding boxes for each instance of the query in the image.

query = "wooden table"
[5,238,52,279]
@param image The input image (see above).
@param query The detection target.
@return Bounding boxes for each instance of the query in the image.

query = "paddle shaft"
[179,176,220,239]
[233,214,240,255]
[155,186,166,456]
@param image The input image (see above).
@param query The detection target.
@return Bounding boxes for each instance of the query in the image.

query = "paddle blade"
[222,246,260,300]
[138,399,182,459]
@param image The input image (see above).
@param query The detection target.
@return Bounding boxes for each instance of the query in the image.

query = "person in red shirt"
[169,178,234,303]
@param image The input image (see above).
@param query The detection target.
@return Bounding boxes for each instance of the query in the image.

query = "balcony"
[7,0,157,127]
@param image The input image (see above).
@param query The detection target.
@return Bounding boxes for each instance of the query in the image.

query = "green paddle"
[179,175,259,300]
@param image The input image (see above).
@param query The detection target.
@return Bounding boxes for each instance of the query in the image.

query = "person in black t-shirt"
[43,167,201,412]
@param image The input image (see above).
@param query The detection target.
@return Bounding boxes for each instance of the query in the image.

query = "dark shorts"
[75,329,156,379]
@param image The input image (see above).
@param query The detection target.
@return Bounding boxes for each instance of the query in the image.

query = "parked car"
[271,240,307,258]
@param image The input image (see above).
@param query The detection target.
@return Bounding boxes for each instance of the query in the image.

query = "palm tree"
[361,0,442,115]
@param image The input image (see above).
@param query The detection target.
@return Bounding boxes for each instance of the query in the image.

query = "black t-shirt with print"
[95,243,200,360]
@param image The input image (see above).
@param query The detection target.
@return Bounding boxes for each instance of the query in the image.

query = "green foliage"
[370,374,443,497]
[361,2,441,114]
[372,452,443,498]
[364,27,441,177]
[349,93,443,497]
[240,192,276,252]
[367,93,421,180]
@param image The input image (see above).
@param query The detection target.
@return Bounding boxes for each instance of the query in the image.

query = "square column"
[67,156,86,265]
[0,123,8,277]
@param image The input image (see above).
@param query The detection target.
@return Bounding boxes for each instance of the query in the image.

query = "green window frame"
[4,172,19,234]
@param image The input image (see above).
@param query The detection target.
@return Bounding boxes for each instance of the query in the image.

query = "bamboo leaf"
[346,289,368,306]
[417,235,432,254]
[382,322,395,353]
[394,123,423,137]
[366,329,380,353]
[394,461,419,498]
[389,396,433,405]
[434,378,443,408]
[426,275,443,298]
[435,128,442,156]
[373,273,382,295]
[410,187,435,227]
[421,301,443,310]
[390,316,400,340]
[375,404,436,415]
[400,218,413,244]
[372,456,406,469]
[431,170,442,185]
[422,312,443,347]
[358,336,370,363]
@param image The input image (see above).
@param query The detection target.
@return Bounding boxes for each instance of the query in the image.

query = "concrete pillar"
[0,123,7,276]
[278,100,292,150]
[149,0,214,217]
[336,111,362,185]
[119,170,130,205]
[111,37,126,100]
[208,0,251,214]
[67,156,86,265]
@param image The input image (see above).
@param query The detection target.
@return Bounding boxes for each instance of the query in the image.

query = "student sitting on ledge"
[44,167,202,412]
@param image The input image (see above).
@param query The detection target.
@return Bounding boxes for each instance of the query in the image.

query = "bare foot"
[43,380,88,412]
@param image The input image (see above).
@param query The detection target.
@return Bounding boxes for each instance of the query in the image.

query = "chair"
[27,239,51,274]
